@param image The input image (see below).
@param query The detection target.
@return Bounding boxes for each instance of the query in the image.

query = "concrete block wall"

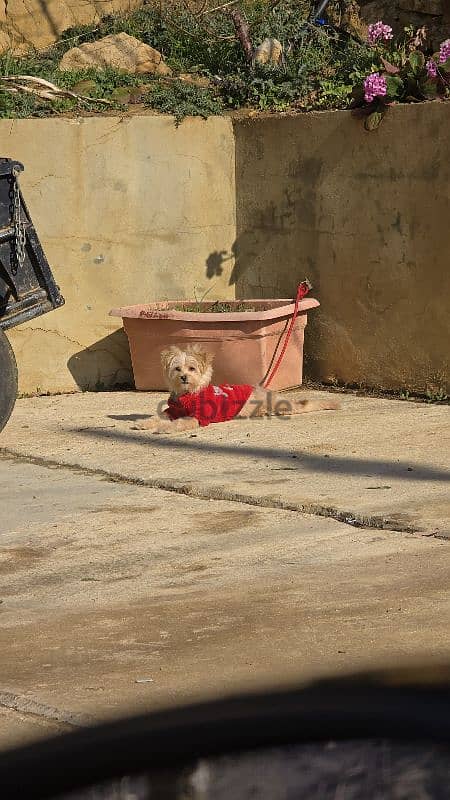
[2,104,449,395]
[3,115,236,393]
[234,104,450,395]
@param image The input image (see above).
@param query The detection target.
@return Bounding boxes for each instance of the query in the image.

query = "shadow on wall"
[205,114,450,393]
[204,152,323,294]
[67,328,134,391]
[205,229,277,291]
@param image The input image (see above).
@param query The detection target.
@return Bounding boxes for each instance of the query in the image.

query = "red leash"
[262,279,312,388]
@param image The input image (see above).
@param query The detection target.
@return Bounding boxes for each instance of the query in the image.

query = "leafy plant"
[144,80,223,124]
[425,386,449,403]
[351,26,450,130]
[0,3,448,122]
[315,78,353,109]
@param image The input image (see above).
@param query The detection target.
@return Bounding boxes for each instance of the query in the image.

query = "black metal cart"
[0,158,64,432]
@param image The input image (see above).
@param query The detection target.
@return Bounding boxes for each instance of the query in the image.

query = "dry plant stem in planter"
[110,298,319,391]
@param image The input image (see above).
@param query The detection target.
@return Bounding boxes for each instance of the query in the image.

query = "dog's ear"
[188,344,214,369]
[204,349,214,367]
[161,346,180,372]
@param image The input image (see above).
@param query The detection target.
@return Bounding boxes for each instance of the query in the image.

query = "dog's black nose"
[180,375,188,383]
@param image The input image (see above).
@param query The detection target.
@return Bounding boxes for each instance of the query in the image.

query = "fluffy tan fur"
[161,343,213,397]
[132,344,339,434]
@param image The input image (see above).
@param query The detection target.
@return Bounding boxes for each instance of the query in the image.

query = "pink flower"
[364,72,387,103]
[367,21,394,46]
[439,38,450,63]
[426,59,437,78]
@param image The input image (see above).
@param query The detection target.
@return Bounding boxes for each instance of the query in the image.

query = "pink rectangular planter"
[109,299,319,391]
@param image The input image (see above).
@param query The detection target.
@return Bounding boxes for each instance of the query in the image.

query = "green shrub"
[144,80,223,124]
[0,1,447,122]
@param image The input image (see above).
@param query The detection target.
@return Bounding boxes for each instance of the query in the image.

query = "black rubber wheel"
[0,328,18,433]
[0,672,449,800]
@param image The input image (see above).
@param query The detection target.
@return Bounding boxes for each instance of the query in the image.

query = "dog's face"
[161,345,213,396]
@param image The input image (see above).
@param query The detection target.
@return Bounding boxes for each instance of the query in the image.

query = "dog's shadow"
[108,414,153,422]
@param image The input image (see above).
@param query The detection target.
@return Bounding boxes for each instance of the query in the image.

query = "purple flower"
[439,38,450,64]
[367,21,394,46]
[364,72,387,103]
[426,59,437,78]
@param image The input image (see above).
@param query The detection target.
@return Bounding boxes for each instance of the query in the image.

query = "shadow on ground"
[109,413,151,422]
[76,426,450,483]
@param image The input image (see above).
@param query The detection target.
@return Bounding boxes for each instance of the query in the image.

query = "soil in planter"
[173,301,257,313]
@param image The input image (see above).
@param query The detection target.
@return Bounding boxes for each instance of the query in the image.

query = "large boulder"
[59,32,172,76]
[0,0,145,54]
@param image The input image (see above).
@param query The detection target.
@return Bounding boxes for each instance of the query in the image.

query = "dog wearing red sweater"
[132,344,339,434]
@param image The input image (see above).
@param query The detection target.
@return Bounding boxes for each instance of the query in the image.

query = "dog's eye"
[188,366,196,372]
[175,367,181,372]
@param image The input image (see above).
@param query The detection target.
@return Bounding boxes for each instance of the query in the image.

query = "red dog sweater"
[165,383,253,427]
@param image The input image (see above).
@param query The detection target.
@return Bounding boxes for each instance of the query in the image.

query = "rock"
[110,85,147,104]
[60,32,172,76]
[178,73,212,89]
[0,0,145,55]
[0,30,12,53]
[398,0,443,14]
[359,0,399,24]
[71,79,97,96]
[328,1,368,40]
[253,38,283,66]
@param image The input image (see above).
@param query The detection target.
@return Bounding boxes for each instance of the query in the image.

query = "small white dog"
[132,344,339,434]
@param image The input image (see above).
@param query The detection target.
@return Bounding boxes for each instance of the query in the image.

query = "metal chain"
[12,167,27,269]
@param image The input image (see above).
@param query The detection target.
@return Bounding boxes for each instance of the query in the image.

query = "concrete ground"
[0,390,449,751]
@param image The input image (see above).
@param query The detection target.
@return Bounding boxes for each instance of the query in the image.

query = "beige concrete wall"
[3,114,236,393]
[233,104,450,395]
[3,104,449,395]
[1,1,145,53]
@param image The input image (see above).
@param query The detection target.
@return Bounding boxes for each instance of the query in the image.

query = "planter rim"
[109,298,319,323]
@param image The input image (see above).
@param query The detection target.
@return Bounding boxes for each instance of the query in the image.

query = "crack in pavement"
[1,447,441,537]
[0,690,89,729]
